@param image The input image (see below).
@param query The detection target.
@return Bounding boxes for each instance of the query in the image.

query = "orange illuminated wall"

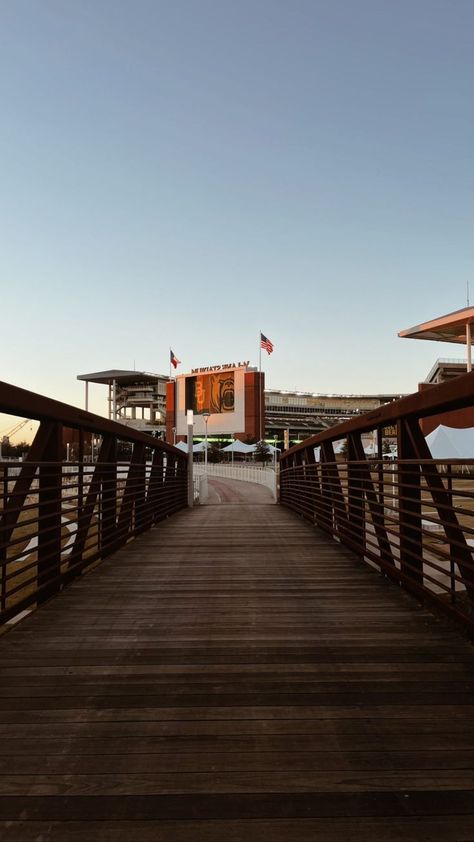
[62,428,93,460]
[243,371,265,442]
[166,381,177,443]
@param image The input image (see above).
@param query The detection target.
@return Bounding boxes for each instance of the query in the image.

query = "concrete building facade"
[77,370,168,435]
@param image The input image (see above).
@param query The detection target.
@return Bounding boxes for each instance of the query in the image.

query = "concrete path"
[204,475,275,504]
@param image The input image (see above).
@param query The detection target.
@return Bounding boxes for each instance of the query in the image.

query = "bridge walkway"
[1,503,474,840]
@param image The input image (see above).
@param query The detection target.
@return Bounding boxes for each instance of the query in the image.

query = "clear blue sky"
[2,0,474,417]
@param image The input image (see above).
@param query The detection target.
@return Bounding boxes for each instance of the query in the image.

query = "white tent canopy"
[314,441,344,462]
[425,425,474,459]
[221,440,256,454]
[175,440,279,456]
[192,441,212,453]
[174,441,213,454]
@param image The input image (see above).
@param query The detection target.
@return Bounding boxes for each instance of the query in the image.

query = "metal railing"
[280,370,474,632]
[193,462,278,498]
[0,380,188,625]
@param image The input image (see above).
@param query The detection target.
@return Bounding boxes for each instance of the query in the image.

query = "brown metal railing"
[0,381,188,625]
[280,370,474,632]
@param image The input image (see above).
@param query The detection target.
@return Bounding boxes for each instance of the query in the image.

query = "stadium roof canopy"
[399,306,474,371]
[77,370,165,386]
[398,306,474,344]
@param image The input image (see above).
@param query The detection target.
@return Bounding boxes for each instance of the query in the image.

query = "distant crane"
[0,418,31,460]
[1,418,30,439]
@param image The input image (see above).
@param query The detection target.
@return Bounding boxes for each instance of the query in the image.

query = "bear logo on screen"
[210,374,234,413]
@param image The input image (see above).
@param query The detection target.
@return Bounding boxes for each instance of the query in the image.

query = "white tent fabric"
[174,441,213,454]
[313,440,397,461]
[425,425,474,459]
[314,442,343,462]
[221,440,256,454]
[192,441,212,453]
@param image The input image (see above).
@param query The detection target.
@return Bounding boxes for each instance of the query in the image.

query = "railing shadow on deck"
[0,381,188,626]
[280,369,474,633]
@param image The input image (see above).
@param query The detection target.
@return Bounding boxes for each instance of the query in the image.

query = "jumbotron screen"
[185,371,235,415]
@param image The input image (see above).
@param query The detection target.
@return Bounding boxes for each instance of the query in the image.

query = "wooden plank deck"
[1,502,474,840]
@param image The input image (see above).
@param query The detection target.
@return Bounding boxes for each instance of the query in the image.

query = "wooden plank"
[2,817,474,842]
[3,749,474,774]
[3,769,474,795]
[2,790,474,820]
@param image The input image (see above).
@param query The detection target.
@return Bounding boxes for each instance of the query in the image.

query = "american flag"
[260,333,274,355]
[170,349,181,369]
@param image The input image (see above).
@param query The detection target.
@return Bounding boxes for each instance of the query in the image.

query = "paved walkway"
[1,504,474,840]
[205,475,274,504]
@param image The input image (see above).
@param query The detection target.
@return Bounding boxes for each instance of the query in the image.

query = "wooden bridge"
[2,378,474,839]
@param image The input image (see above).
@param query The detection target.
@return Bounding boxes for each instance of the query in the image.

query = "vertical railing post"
[397,419,423,588]
[347,434,365,552]
[0,465,7,612]
[147,448,164,525]
[377,427,384,507]
[187,414,194,508]
[346,430,395,573]
[294,450,304,514]
[321,441,347,538]
[447,463,456,603]
[115,442,146,541]
[319,451,333,533]
[134,446,147,533]
[37,422,63,604]
[163,453,173,516]
[100,436,117,554]
[178,453,188,510]
[303,446,319,524]
[78,430,84,514]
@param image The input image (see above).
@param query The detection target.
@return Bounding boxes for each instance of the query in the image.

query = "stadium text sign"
[191,361,249,374]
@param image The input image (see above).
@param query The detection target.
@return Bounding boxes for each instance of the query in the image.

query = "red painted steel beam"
[0,380,183,457]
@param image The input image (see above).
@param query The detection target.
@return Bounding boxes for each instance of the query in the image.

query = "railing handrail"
[281,369,474,460]
[0,379,182,455]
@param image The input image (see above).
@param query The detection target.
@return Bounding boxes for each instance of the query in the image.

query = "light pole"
[172,427,176,445]
[202,411,210,472]
[187,410,194,508]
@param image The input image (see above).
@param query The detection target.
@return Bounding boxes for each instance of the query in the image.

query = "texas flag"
[170,349,181,369]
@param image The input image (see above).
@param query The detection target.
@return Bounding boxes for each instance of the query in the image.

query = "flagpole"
[169,349,172,382]
[259,330,262,442]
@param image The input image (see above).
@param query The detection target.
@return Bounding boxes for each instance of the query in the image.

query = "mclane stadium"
[78,364,403,449]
